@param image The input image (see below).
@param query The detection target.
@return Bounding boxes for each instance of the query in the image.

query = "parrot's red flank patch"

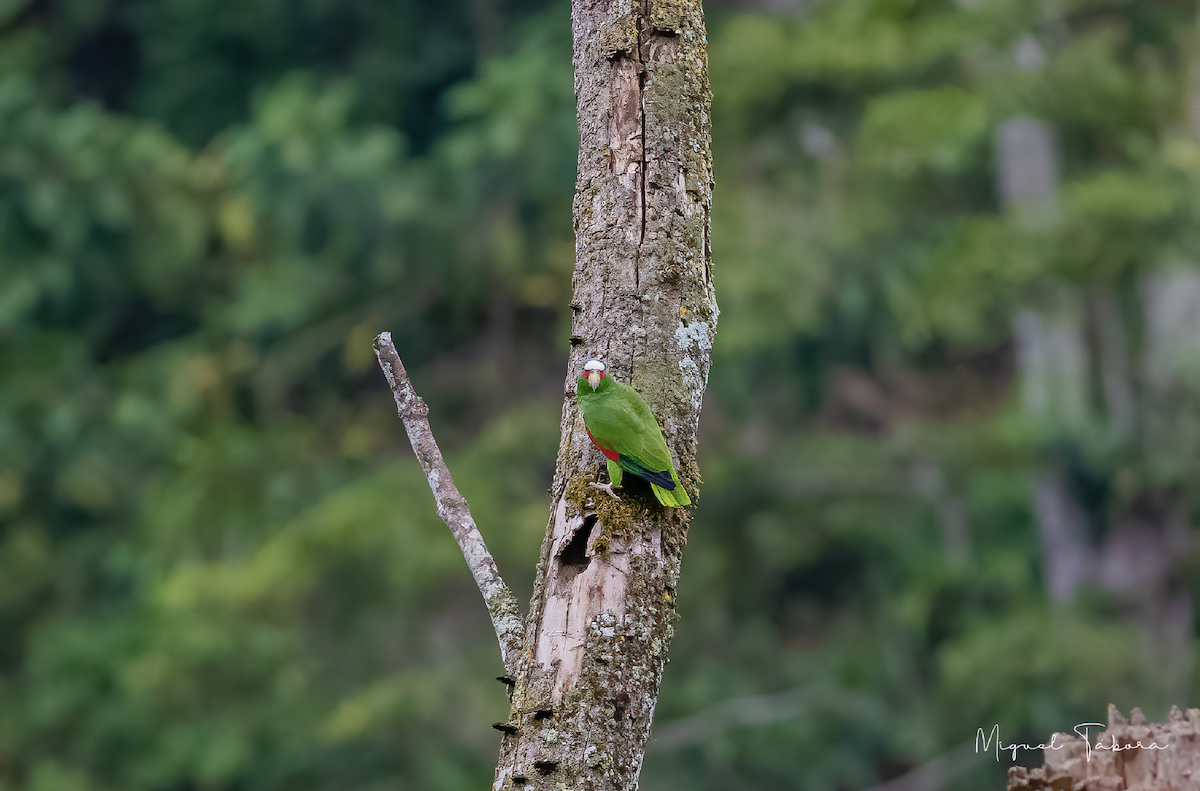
[585,427,620,461]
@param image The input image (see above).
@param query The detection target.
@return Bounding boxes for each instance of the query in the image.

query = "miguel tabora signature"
[976,722,1170,762]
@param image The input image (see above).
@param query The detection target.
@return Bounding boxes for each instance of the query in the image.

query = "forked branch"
[373,332,525,676]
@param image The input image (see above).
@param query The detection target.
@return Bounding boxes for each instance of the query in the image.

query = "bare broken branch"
[372,331,525,676]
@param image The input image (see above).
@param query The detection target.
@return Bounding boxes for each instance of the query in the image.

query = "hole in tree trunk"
[534,760,559,775]
[559,514,596,580]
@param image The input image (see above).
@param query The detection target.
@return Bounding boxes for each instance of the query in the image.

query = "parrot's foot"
[588,481,621,502]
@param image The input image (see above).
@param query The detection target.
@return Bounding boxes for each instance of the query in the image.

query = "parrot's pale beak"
[587,371,602,390]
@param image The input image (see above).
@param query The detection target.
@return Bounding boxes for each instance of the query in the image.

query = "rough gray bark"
[1007,705,1200,790]
[490,0,715,788]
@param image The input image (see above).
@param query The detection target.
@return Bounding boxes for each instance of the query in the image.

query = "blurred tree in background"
[1,0,1199,790]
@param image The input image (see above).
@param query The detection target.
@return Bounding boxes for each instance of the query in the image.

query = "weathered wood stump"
[1008,705,1200,790]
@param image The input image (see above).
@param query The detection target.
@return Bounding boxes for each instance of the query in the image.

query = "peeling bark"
[1007,705,1200,790]
[491,0,715,787]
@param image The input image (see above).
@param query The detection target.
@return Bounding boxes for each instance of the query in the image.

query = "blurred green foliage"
[2,0,1200,789]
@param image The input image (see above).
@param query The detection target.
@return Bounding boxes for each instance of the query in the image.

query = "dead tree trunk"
[375,0,714,789]
[491,0,715,788]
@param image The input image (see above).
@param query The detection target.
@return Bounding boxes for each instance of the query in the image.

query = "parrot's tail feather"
[643,468,676,490]
[651,481,691,508]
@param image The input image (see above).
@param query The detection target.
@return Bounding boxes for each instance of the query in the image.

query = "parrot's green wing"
[581,379,675,473]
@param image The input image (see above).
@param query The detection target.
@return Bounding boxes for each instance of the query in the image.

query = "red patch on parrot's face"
[586,427,620,461]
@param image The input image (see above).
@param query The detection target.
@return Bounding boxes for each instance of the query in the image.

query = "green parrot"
[575,358,691,507]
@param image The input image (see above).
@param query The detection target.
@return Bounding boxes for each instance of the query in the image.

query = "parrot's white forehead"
[583,359,605,372]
